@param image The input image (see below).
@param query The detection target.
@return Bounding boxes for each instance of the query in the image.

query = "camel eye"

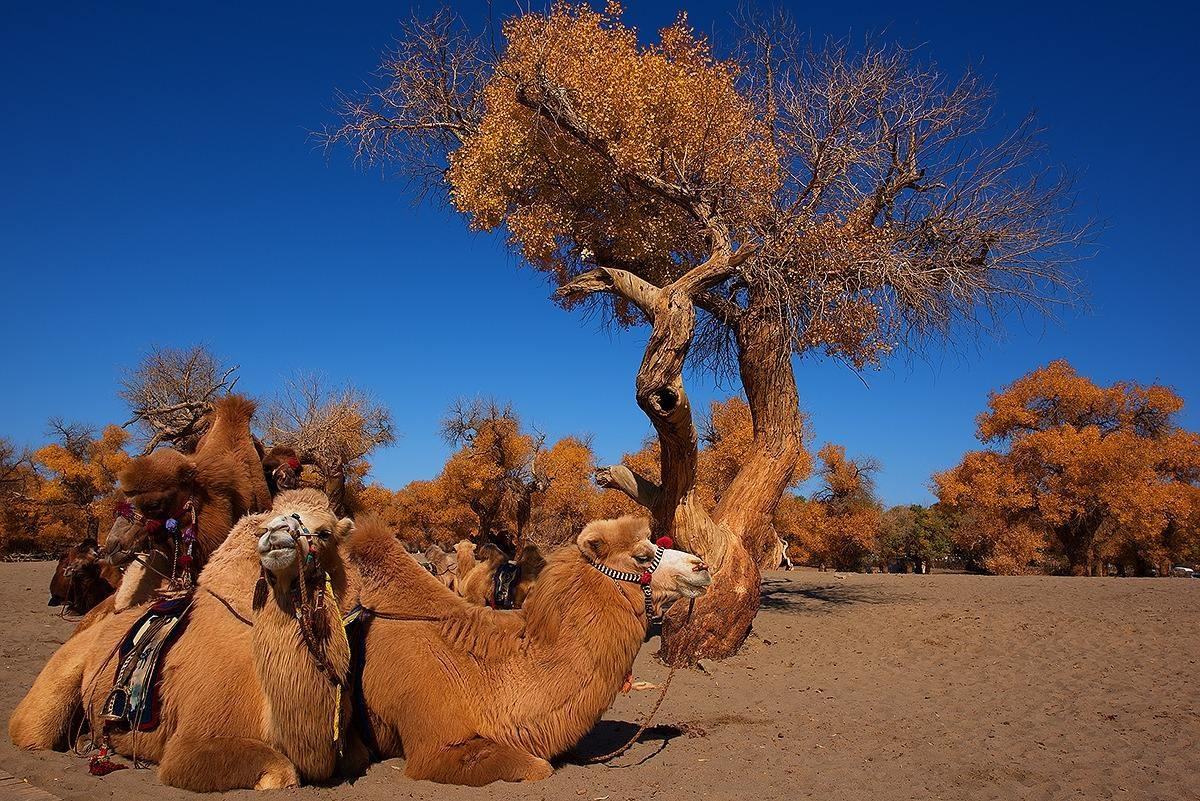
[634,553,651,563]
[316,528,331,539]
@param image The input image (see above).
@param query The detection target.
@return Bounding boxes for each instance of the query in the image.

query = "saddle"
[102,596,190,732]
[489,561,521,610]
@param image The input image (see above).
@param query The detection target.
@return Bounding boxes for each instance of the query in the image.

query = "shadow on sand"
[759,577,896,614]
[566,721,686,767]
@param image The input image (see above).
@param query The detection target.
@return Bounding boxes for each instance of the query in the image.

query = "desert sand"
[1,561,1195,801]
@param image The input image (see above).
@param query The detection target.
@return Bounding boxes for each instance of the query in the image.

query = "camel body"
[11,490,354,791]
[350,516,708,785]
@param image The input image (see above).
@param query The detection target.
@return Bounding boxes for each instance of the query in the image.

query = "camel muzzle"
[257,530,298,572]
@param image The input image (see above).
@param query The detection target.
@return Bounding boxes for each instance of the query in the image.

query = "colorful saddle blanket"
[102,596,190,732]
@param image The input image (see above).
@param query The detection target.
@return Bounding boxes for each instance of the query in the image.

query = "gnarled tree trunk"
[561,243,805,665]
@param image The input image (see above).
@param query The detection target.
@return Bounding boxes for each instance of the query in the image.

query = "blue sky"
[1,1,1196,506]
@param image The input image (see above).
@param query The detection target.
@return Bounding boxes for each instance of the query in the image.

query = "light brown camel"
[456,542,546,608]
[10,489,360,791]
[419,545,459,591]
[350,515,711,785]
[453,539,476,584]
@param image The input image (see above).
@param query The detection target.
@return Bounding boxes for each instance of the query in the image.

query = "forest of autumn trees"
[328,1,1084,662]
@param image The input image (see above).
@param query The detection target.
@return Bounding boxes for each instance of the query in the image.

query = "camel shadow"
[759,578,894,615]
[566,721,686,767]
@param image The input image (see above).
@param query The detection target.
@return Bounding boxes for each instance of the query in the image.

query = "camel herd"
[9,396,712,789]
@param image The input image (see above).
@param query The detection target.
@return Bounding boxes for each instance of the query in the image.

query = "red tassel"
[88,747,127,776]
[144,519,163,533]
[655,536,674,549]
[287,457,301,469]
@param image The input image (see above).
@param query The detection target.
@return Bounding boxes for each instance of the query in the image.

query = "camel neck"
[485,554,650,759]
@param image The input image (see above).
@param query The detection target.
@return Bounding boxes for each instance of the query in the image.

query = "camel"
[261,446,302,495]
[103,394,271,610]
[48,538,120,614]
[418,545,459,591]
[456,542,546,608]
[349,515,711,785]
[10,489,360,791]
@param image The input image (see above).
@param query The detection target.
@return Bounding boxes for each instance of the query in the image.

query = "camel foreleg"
[9,626,97,750]
[405,736,553,786]
[158,735,299,791]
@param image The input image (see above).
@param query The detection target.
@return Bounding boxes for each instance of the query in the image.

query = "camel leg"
[158,735,299,791]
[404,737,553,786]
[8,627,97,750]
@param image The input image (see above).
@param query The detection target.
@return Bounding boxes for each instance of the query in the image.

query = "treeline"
[3,350,1197,577]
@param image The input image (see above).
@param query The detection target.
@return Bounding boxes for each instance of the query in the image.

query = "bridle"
[589,537,671,625]
[254,512,350,755]
[116,498,199,593]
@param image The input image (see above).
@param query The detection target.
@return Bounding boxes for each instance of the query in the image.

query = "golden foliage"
[936,361,1200,575]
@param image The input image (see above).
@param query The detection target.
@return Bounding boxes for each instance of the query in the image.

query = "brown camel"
[47,539,120,615]
[456,542,546,608]
[350,515,711,785]
[10,489,360,791]
[261,446,302,495]
[103,394,271,610]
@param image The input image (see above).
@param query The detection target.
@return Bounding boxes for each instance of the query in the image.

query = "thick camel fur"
[350,515,711,785]
[10,489,358,792]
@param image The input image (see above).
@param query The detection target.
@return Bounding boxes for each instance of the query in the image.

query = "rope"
[582,667,676,764]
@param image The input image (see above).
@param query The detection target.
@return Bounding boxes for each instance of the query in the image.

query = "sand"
[1,561,1196,801]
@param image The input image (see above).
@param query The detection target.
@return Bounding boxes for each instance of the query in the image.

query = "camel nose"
[48,594,62,607]
[258,530,295,556]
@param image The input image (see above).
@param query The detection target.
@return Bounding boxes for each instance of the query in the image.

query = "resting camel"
[417,545,459,591]
[456,542,546,608]
[350,515,711,785]
[103,394,271,611]
[10,489,360,791]
[47,538,120,614]
[261,446,302,495]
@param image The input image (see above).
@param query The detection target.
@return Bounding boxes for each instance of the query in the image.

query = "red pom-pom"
[144,519,163,533]
[655,536,674,549]
[639,570,653,585]
[287,457,300,469]
[178,554,193,567]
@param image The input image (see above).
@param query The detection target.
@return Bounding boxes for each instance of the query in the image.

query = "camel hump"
[211,394,257,427]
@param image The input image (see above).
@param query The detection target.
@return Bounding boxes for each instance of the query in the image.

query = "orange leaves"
[937,361,1200,574]
[447,2,774,285]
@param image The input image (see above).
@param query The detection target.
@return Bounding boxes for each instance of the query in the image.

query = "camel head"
[262,446,303,495]
[255,489,354,596]
[423,545,458,577]
[577,516,712,617]
[48,538,102,608]
[106,450,199,564]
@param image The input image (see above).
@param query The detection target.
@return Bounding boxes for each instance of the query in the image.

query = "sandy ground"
[1,562,1196,801]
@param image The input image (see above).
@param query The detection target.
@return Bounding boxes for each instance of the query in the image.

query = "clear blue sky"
[1,2,1196,506]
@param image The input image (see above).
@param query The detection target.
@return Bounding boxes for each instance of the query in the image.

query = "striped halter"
[591,544,666,624]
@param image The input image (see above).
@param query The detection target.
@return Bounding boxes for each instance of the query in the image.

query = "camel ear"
[335,517,355,540]
[577,527,609,562]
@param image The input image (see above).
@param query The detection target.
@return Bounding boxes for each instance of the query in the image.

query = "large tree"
[936,361,1200,576]
[329,4,1083,661]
